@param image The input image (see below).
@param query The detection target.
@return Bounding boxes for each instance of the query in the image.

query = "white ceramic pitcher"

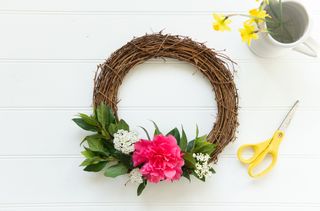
[249,0,319,58]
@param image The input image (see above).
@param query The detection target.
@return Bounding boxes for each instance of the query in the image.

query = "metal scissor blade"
[278,100,299,132]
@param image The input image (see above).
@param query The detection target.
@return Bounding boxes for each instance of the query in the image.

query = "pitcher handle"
[293,37,319,57]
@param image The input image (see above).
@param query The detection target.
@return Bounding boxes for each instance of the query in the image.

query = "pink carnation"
[132,134,184,183]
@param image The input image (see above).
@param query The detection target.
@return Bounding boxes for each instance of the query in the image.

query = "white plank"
[1,0,319,12]
[0,109,318,156]
[0,13,319,61]
[0,61,320,108]
[2,205,320,211]
[0,157,319,204]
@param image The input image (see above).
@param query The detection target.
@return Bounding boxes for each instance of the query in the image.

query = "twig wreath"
[73,33,239,195]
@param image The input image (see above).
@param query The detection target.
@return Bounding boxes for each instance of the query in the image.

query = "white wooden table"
[1,0,320,210]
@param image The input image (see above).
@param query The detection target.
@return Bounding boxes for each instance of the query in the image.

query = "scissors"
[237,100,299,178]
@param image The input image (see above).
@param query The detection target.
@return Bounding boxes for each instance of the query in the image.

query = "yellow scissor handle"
[237,139,271,164]
[237,130,285,178]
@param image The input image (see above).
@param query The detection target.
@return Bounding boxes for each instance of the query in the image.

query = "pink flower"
[132,134,184,183]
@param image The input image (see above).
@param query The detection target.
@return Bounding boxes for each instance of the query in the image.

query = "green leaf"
[179,127,188,151]
[80,134,106,146]
[96,102,116,129]
[104,163,128,178]
[85,136,106,153]
[81,149,95,158]
[195,135,207,143]
[113,151,133,169]
[187,140,195,152]
[183,152,196,169]
[137,180,147,196]
[83,161,107,172]
[79,113,98,127]
[195,124,199,138]
[108,123,118,135]
[151,120,161,136]
[139,126,151,140]
[192,172,206,182]
[80,157,102,166]
[166,128,180,144]
[182,170,191,182]
[209,168,216,174]
[72,118,98,132]
[117,119,129,131]
[194,143,216,155]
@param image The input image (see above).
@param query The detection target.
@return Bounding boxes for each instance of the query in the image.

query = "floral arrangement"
[73,103,216,196]
[212,0,285,45]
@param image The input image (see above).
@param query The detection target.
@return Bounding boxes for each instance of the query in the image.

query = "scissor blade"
[278,100,299,132]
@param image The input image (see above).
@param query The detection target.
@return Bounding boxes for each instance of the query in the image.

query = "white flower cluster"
[128,168,143,184]
[193,153,214,179]
[113,129,139,154]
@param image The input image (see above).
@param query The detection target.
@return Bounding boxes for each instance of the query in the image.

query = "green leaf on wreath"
[117,119,130,131]
[183,152,196,169]
[81,149,95,159]
[194,142,216,155]
[182,168,191,182]
[96,102,116,130]
[179,127,188,151]
[151,120,161,136]
[108,123,118,135]
[104,163,128,178]
[85,135,108,155]
[72,118,98,132]
[83,161,107,172]
[137,180,147,196]
[79,113,98,127]
[187,139,195,152]
[139,126,151,140]
[166,127,180,144]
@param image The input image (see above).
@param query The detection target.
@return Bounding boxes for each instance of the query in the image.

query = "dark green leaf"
[96,102,116,129]
[183,152,196,169]
[166,128,180,144]
[194,143,216,155]
[179,127,188,151]
[195,124,199,138]
[182,170,191,182]
[81,149,95,158]
[192,172,206,182]
[80,134,106,146]
[72,118,98,132]
[117,119,129,131]
[86,136,106,153]
[151,120,161,136]
[113,151,133,169]
[96,102,108,129]
[104,163,128,178]
[137,180,147,196]
[80,157,103,166]
[209,168,216,174]
[187,140,195,152]
[79,113,98,126]
[139,126,151,140]
[83,161,107,172]
[108,123,118,135]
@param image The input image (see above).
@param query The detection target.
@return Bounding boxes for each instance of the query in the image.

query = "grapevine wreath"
[73,33,239,195]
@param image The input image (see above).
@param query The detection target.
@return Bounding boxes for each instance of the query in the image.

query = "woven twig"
[93,33,239,162]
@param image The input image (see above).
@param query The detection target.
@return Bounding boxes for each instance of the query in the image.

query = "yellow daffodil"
[249,8,270,23]
[239,21,259,46]
[212,14,232,32]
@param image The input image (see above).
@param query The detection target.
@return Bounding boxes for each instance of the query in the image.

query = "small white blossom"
[113,129,139,154]
[193,153,215,179]
[193,153,210,162]
[128,168,143,184]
